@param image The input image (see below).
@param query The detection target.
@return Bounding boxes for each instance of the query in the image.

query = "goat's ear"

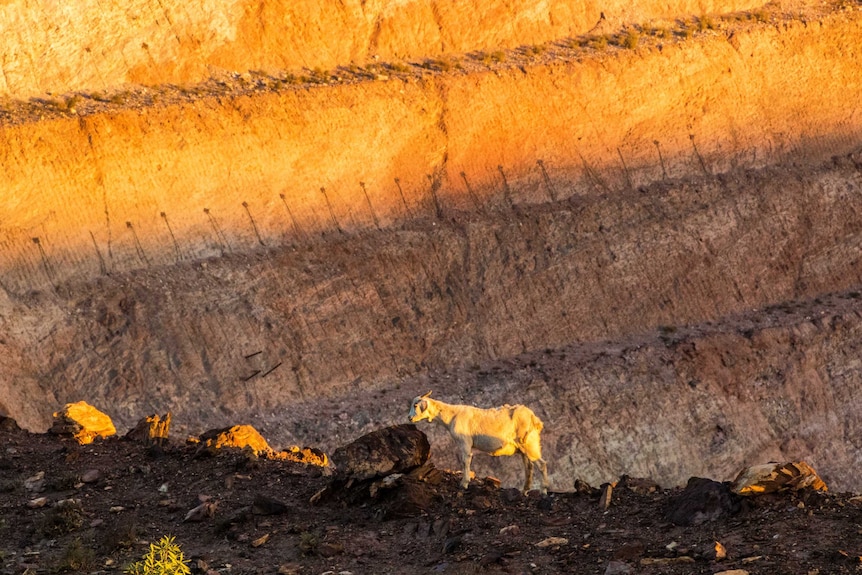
[421,390,432,398]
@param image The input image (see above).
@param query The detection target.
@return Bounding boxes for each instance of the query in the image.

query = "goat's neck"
[428,399,459,426]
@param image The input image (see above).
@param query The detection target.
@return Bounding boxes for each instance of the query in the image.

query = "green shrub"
[37,499,84,536]
[124,535,190,575]
[57,538,96,572]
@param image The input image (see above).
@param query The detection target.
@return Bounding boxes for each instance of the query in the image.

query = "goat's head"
[408,391,433,423]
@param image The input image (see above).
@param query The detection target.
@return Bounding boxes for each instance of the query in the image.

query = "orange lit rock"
[275,446,329,467]
[124,413,172,445]
[731,462,827,495]
[50,401,117,444]
[199,424,273,456]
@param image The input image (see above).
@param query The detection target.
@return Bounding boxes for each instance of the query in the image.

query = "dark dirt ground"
[1,420,861,575]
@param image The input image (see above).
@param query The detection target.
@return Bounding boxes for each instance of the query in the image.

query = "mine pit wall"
[0,0,766,99]
[3,8,862,490]
[2,11,862,295]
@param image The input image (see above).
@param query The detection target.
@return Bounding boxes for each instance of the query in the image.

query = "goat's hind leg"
[521,451,534,494]
[536,457,549,494]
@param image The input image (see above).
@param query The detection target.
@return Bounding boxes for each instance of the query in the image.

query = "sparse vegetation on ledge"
[0,1,839,127]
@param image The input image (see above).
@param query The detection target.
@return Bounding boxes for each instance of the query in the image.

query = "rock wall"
[275,286,862,492]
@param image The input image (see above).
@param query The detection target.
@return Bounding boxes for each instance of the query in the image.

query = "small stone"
[665,477,740,526]
[715,541,727,560]
[483,476,501,488]
[640,557,695,565]
[612,541,645,561]
[184,501,217,522]
[251,533,270,547]
[81,469,101,483]
[277,564,301,575]
[536,536,569,548]
[604,560,632,575]
[318,541,344,557]
[714,570,749,575]
[599,483,614,509]
[110,506,125,513]
[573,478,595,494]
[27,497,49,508]
[24,471,46,492]
[499,525,520,536]
[442,536,461,554]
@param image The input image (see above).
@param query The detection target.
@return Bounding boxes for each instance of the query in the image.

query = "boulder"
[50,401,116,444]
[665,477,741,526]
[311,425,436,516]
[731,461,827,495]
[330,424,430,482]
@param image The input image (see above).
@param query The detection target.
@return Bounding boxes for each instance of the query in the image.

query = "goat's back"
[502,404,544,438]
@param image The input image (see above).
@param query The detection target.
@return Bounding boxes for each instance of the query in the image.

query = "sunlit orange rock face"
[0,0,765,99]
[1,7,861,293]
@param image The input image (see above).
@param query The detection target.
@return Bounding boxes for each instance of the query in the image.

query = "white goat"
[408,391,549,494]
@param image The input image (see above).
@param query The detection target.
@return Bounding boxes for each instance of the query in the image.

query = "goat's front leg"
[458,440,473,490]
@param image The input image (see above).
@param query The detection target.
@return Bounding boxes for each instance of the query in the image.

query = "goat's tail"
[532,412,544,433]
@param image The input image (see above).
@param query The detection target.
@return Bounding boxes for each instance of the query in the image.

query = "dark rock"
[215,506,252,533]
[500,488,523,504]
[536,495,554,511]
[331,424,430,482]
[604,560,632,575]
[612,540,645,561]
[312,425,436,516]
[665,477,741,526]
[618,475,660,495]
[442,535,462,554]
[0,415,21,432]
[573,478,598,495]
[379,476,438,519]
[253,494,288,515]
